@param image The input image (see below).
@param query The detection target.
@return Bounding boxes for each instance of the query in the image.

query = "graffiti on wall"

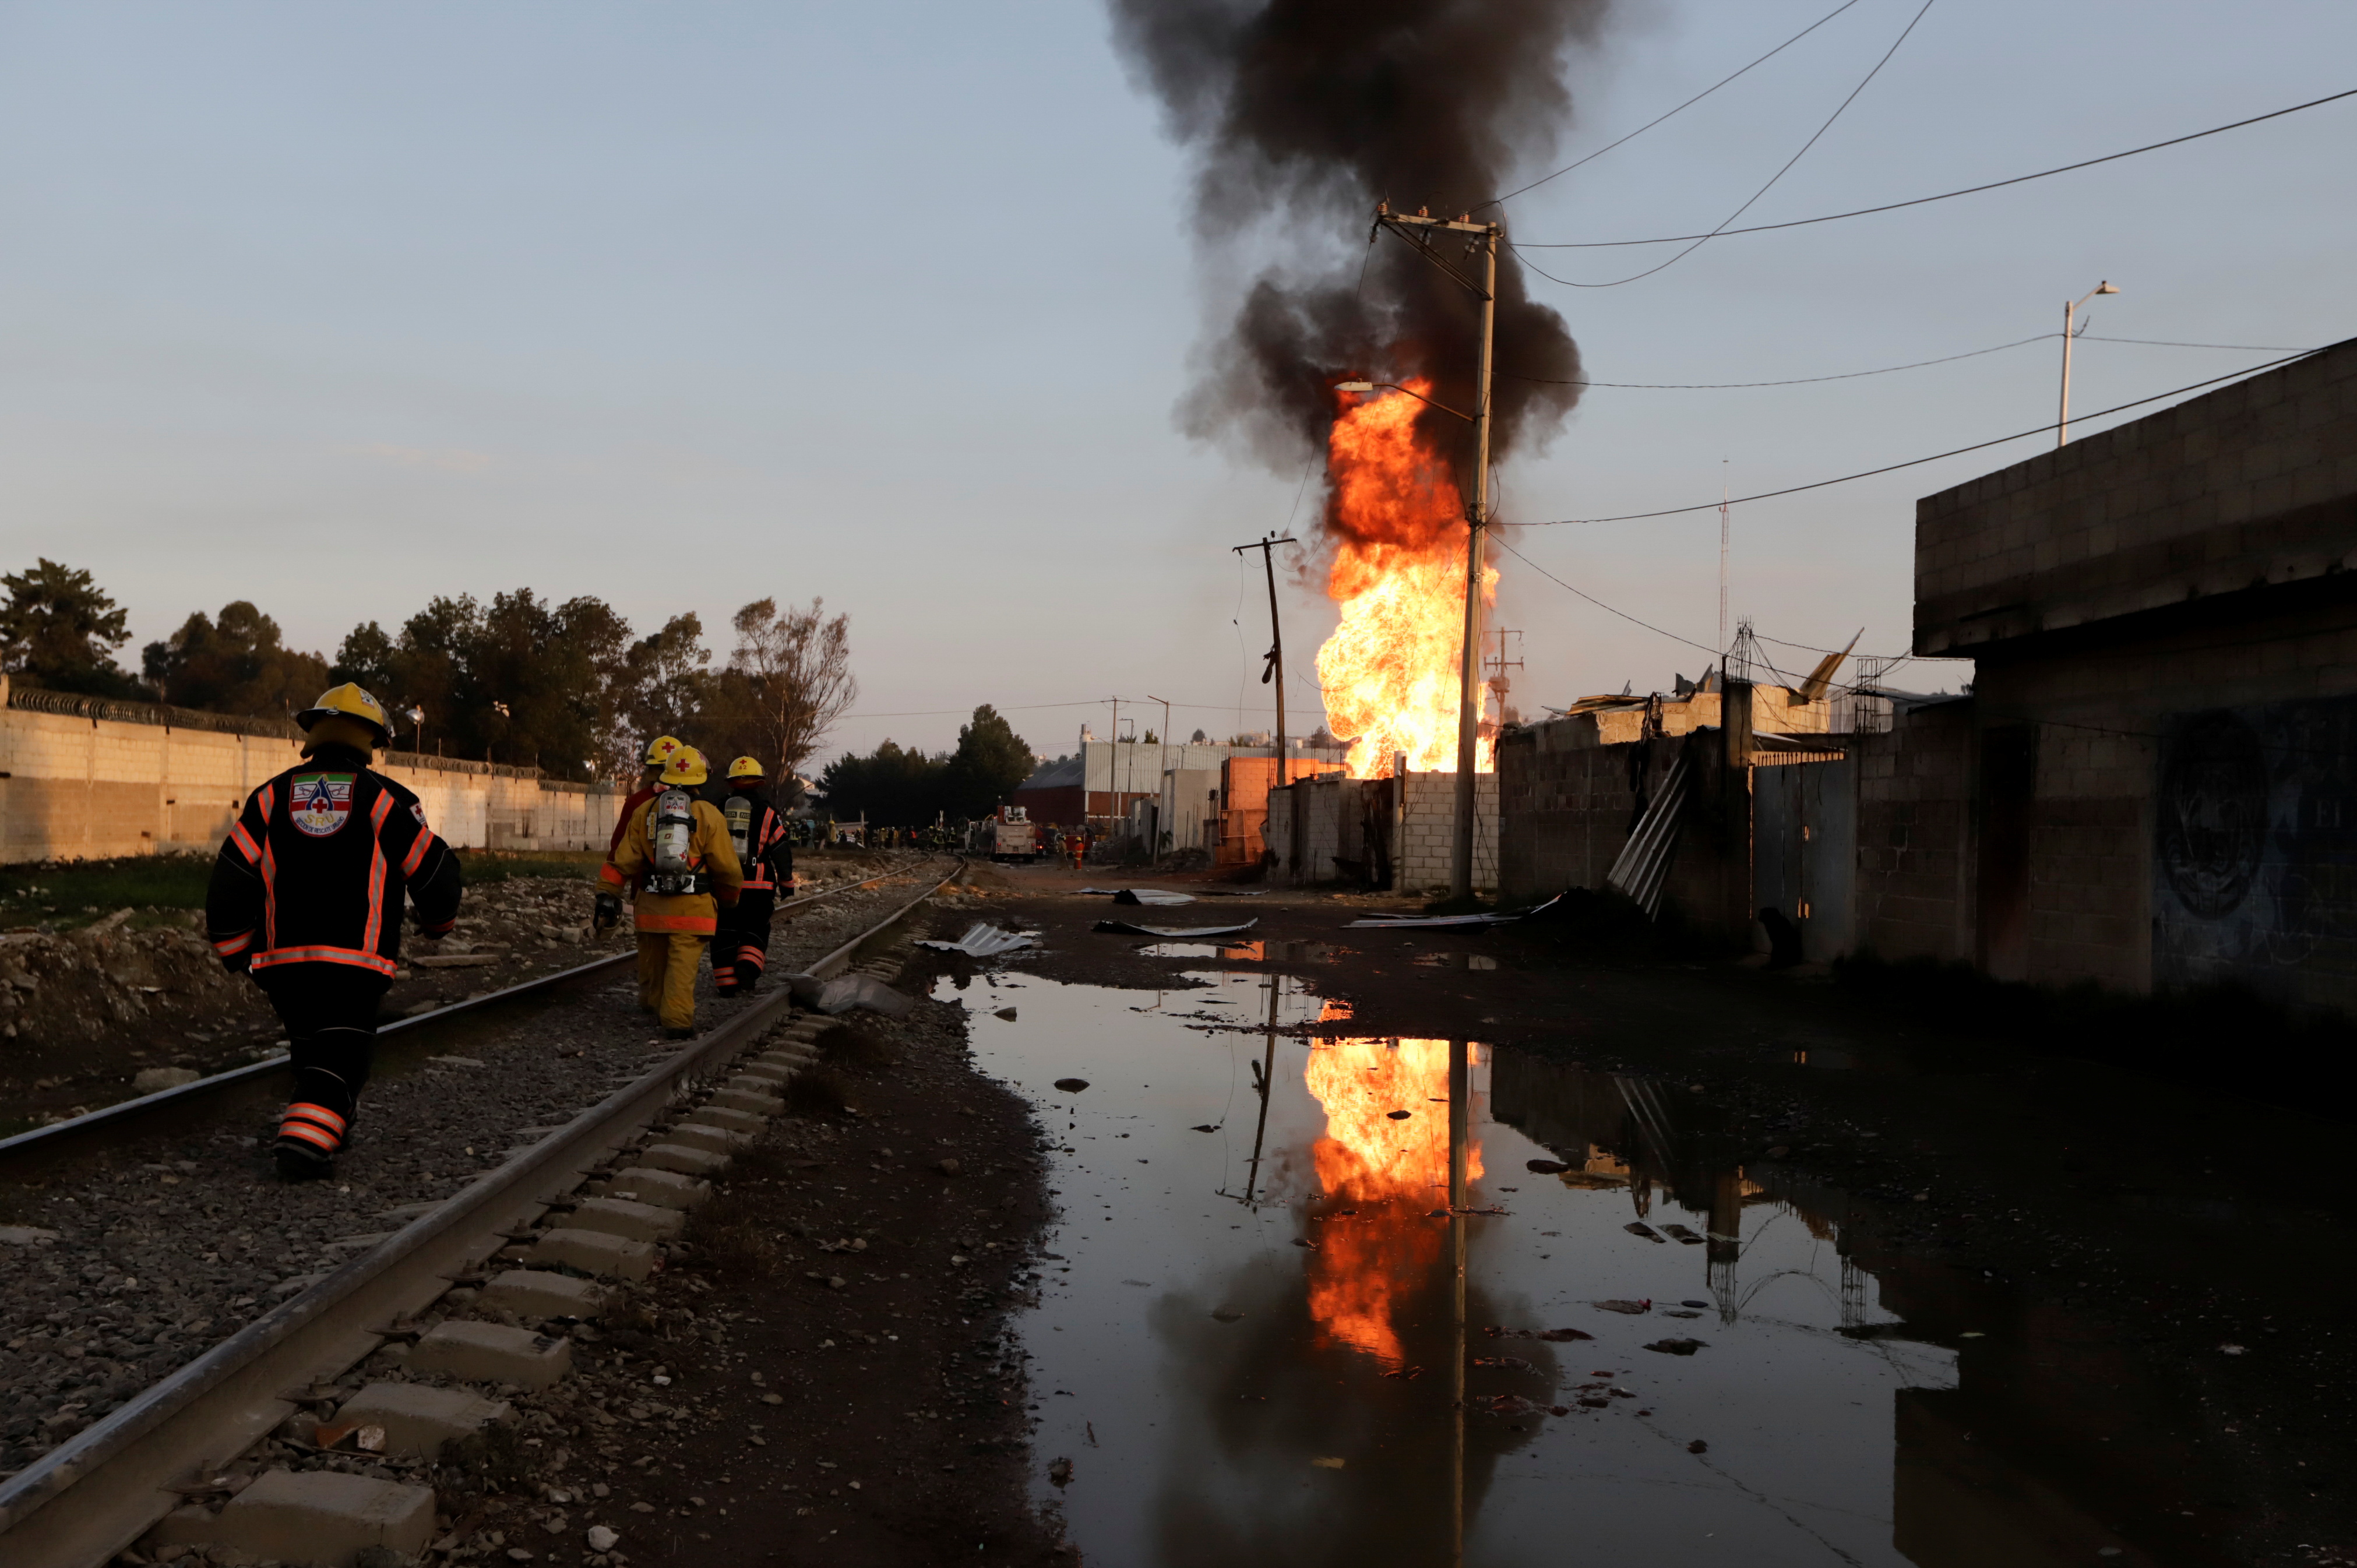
[2154,697,2357,1003]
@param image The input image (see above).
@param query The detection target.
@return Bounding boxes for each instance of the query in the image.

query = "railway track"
[0,857,966,1568]
[0,867,910,1175]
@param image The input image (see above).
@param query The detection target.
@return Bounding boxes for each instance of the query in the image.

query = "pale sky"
[2,1,2349,762]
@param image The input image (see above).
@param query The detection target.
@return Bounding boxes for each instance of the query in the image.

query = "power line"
[1488,535,1924,695]
[1527,346,2326,526]
[1479,0,1868,210]
[1513,87,2357,255]
[1501,330,2303,391]
[1506,332,2047,389]
[2085,334,2306,352]
[1530,0,1939,288]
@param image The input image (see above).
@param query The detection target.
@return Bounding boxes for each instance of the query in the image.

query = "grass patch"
[816,1022,895,1070]
[782,1066,853,1116]
[684,1200,783,1277]
[0,854,212,927]
[451,849,609,884]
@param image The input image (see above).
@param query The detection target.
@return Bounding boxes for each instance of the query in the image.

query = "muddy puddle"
[939,963,2211,1567]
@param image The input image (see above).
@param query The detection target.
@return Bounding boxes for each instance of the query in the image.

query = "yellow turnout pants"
[637,932,707,1032]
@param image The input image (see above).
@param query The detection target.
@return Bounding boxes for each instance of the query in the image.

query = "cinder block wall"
[1498,723,1748,936]
[1396,770,1498,894]
[1852,702,1976,964]
[0,701,624,863]
[1917,337,2357,654]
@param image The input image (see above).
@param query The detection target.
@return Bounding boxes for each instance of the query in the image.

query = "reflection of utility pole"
[1146,693,1172,865]
[1231,534,1296,787]
[1447,1048,1468,1565]
[1242,973,1283,1206]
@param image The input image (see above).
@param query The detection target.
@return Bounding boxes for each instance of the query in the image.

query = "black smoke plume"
[1111,0,1607,512]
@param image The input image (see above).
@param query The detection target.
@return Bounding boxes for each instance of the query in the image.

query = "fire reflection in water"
[1301,1037,1482,1366]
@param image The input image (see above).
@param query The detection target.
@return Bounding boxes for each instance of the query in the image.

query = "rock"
[0,1225,61,1245]
[1593,1299,1651,1315]
[1524,1158,1569,1174]
[133,1066,203,1094]
[1052,1079,1090,1093]
[936,1158,961,1176]
[1644,1338,1708,1355]
[1386,1110,1412,1121]
[587,1526,620,1552]
[1687,1439,1709,1454]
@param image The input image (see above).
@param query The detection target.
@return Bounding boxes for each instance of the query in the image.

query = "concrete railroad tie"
[140,999,817,1568]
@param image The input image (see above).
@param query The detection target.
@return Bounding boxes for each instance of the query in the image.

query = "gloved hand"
[593,892,621,935]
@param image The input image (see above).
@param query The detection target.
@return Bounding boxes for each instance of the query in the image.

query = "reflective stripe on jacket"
[206,755,461,977]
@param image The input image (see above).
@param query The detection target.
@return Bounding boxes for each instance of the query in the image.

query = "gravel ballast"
[0,859,949,1482]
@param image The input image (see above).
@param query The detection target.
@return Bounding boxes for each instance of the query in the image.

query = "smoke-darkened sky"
[0,2,2349,759]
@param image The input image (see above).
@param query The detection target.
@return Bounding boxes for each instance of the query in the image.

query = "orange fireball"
[1314,383,1497,780]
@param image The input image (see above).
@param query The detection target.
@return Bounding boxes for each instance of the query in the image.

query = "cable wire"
[1504,332,2048,388]
[1478,0,1868,211]
[1528,346,2324,526]
[1513,86,2357,251]
[1523,0,1938,288]
[1500,329,2303,390]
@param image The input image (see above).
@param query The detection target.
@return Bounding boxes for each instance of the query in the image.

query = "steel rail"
[0,858,964,1568]
[0,866,906,1167]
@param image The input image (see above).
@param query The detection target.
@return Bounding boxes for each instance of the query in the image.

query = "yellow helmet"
[659,746,709,787]
[294,683,390,745]
[643,734,683,767]
[726,755,765,780]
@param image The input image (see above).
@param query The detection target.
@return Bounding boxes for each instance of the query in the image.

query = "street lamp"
[1333,380,1477,423]
[2057,280,2120,448]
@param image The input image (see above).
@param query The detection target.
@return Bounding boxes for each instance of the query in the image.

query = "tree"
[621,613,717,760]
[943,704,1035,816]
[143,601,329,717]
[726,597,856,778]
[0,559,144,698]
[330,590,640,779]
[330,621,399,696]
[819,739,949,824]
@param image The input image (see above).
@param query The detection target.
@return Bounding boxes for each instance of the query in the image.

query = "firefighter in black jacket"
[206,683,463,1181]
[712,756,794,998]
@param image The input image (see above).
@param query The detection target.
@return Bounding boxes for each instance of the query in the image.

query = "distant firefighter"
[207,683,462,1181]
[596,734,684,936]
[604,746,744,1037]
[711,755,794,999]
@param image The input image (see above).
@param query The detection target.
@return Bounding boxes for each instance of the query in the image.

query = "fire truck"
[978,805,1041,862]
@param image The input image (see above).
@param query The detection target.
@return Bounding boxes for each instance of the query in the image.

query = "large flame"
[1314,383,1498,780]
[1301,1037,1482,1366]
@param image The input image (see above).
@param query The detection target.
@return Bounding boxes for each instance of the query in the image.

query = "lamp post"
[2058,280,2120,448]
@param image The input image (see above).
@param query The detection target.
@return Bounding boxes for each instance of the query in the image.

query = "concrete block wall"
[1917,337,2357,655]
[0,699,624,863]
[1396,770,1497,893]
[1498,722,1750,937]
[1852,702,1977,965]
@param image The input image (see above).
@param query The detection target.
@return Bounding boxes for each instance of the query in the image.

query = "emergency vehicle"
[980,805,1041,862]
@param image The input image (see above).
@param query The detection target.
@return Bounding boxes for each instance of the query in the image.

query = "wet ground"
[922,868,2357,1567]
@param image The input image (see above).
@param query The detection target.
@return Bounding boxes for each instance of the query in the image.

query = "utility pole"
[1146,693,1172,864]
[1370,204,1500,903]
[1231,533,1296,792]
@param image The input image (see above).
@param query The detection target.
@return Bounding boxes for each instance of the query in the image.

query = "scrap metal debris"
[915,923,1040,958]
[1343,893,1564,929]
[1078,887,1195,905]
[1092,918,1260,938]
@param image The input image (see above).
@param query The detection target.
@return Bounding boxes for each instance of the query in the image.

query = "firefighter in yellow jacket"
[603,746,744,1038]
